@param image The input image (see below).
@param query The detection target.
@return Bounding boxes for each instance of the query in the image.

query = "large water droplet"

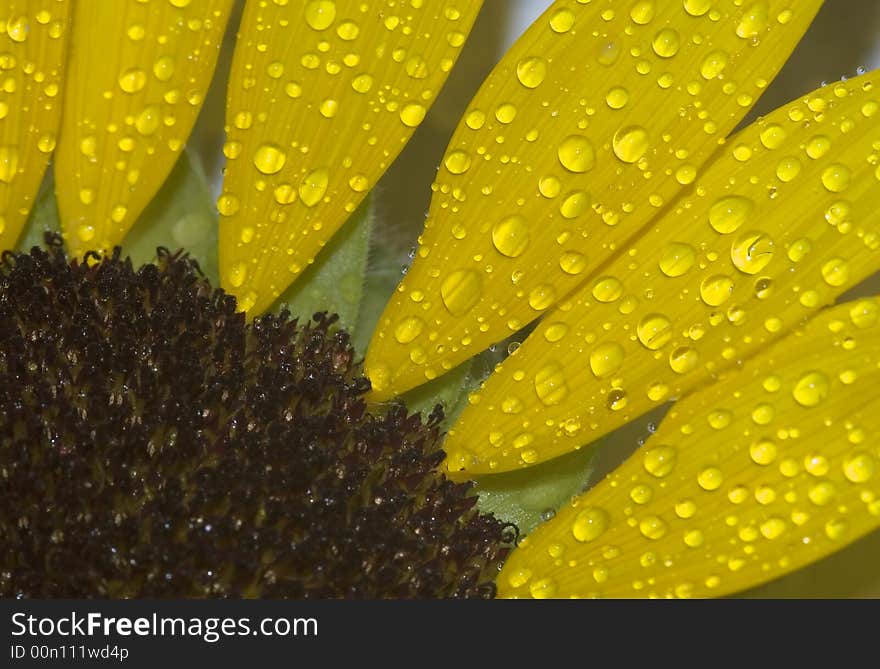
[658,243,695,277]
[571,507,609,542]
[492,215,530,258]
[299,167,329,207]
[637,313,672,350]
[731,231,774,274]
[557,135,595,173]
[590,342,624,378]
[792,371,830,407]
[612,125,649,163]
[534,362,568,406]
[643,445,677,477]
[708,196,753,234]
[304,0,336,31]
[700,274,734,306]
[516,56,547,88]
[253,143,287,175]
[440,269,482,316]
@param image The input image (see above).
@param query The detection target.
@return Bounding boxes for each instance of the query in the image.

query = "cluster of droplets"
[499,297,880,598]
[443,70,879,474]
[367,0,822,398]
[218,0,474,314]
[56,0,230,254]
[0,5,68,248]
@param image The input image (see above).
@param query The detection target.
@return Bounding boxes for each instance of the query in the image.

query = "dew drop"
[0,146,19,183]
[658,243,695,277]
[793,371,830,407]
[571,507,609,543]
[651,28,680,58]
[440,269,482,316]
[399,103,426,127]
[491,215,530,258]
[643,445,677,478]
[549,8,575,33]
[697,467,723,491]
[843,451,875,483]
[683,0,711,16]
[6,16,29,43]
[731,231,774,274]
[639,515,667,540]
[529,578,558,599]
[394,316,425,344]
[612,125,649,163]
[444,150,472,175]
[298,167,329,207]
[216,193,240,217]
[821,257,850,287]
[516,56,547,88]
[153,56,175,82]
[559,190,590,219]
[590,342,624,378]
[228,262,248,288]
[821,163,851,192]
[507,568,532,589]
[806,135,831,159]
[607,389,628,411]
[750,438,777,465]
[849,300,879,328]
[528,284,556,311]
[118,68,147,93]
[699,275,733,306]
[700,51,729,80]
[708,196,753,234]
[253,143,287,175]
[669,346,698,374]
[304,0,336,31]
[637,313,672,350]
[605,86,629,109]
[736,2,769,39]
[557,135,596,173]
[558,251,587,275]
[534,362,568,406]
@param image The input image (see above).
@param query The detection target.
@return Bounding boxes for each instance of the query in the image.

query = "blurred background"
[192,1,880,597]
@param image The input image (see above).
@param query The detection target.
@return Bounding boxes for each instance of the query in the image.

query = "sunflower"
[1,0,879,598]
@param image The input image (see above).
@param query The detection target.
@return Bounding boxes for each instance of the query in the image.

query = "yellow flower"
[1,1,879,598]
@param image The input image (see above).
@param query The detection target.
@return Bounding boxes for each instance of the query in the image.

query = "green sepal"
[16,174,61,252]
[124,152,219,286]
[272,197,373,336]
[474,446,599,536]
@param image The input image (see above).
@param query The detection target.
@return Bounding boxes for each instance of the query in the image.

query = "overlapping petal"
[218,0,482,315]
[54,0,232,257]
[444,71,880,475]
[499,297,880,598]
[366,0,823,399]
[0,0,70,251]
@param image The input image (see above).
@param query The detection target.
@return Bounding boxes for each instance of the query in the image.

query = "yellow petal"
[498,296,880,598]
[54,0,232,257]
[366,0,824,399]
[445,70,880,475]
[218,1,482,316]
[0,1,71,251]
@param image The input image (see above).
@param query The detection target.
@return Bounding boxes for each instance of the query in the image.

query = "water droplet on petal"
[793,371,830,407]
[571,507,609,542]
[612,125,649,163]
[557,135,595,173]
[516,56,547,88]
[440,269,482,316]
